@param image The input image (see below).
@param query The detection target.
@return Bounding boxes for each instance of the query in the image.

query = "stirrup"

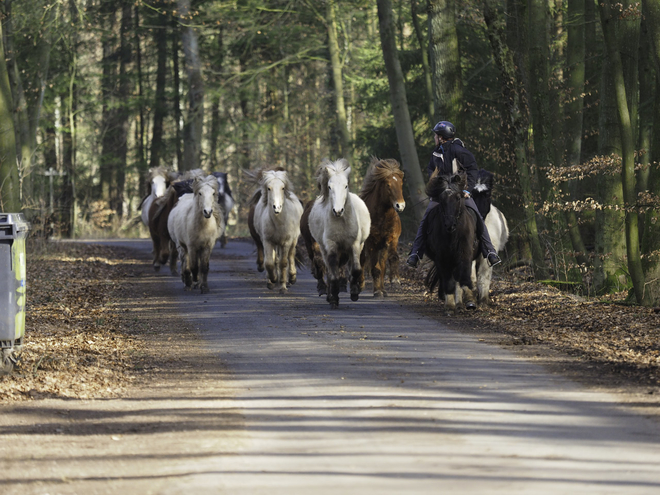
[406,253,421,268]
[487,252,501,267]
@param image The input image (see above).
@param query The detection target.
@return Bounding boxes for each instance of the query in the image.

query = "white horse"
[248,169,303,293]
[140,167,169,227]
[472,205,509,305]
[167,175,226,294]
[308,158,371,309]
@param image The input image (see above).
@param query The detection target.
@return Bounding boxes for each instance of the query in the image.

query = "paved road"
[2,238,660,494]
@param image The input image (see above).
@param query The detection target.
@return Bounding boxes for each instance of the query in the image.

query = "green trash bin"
[0,213,29,374]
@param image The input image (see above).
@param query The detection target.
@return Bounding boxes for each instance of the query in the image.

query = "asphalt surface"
[2,238,660,494]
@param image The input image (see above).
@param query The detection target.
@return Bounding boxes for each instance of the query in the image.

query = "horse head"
[148,166,169,198]
[427,173,466,233]
[193,175,219,219]
[318,158,350,218]
[212,171,235,212]
[261,170,289,215]
[377,158,405,212]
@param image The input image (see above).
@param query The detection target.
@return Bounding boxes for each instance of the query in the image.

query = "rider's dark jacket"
[426,138,479,195]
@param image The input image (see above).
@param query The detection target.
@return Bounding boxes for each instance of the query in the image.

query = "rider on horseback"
[407,121,502,268]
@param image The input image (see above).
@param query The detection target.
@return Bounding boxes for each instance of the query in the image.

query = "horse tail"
[425,263,440,293]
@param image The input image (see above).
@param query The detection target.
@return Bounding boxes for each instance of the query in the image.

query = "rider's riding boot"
[487,252,502,267]
[407,253,421,268]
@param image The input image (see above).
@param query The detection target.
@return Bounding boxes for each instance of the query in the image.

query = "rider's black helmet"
[433,121,456,140]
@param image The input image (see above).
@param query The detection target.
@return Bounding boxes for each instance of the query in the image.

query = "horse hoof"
[257,264,265,273]
[330,302,339,309]
[351,293,359,302]
[201,286,210,294]
[373,291,384,300]
[318,290,327,297]
[289,276,297,285]
[466,302,477,310]
[279,287,288,295]
[267,281,275,290]
[153,265,161,272]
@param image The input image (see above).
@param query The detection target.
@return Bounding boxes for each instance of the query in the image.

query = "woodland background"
[1,0,660,306]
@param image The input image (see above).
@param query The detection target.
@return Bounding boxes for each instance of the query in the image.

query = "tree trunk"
[0,13,19,212]
[208,27,223,170]
[178,0,204,171]
[527,0,553,200]
[564,0,588,267]
[172,17,183,170]
[149,5,169,172]
[482,0,548,279]
[135,4,146,196]
[426,0,462,126]
[598,0,644,303]
[411,0,434,124]
[377,0,426,223]
[640,0,660,304]
[326,0,352,164]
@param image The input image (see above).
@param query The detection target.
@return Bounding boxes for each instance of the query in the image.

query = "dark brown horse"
[148,186,179,274]
[424,172,480,314]
[359,157,405,298]
[300,199,328,296]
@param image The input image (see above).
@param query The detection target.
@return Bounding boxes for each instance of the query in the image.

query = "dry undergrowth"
[400,260,660,390]
[0,242,148,402]
[3,240,660,404]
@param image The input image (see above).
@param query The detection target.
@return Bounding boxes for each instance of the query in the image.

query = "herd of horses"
[138,157,508,313]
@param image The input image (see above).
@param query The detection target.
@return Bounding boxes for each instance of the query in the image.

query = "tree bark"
[527,0,553,200]
[326,0,352,164]
[0,11,20,212]
[410,0,434,124]
[564,0,588,267]
[177,0,204,171]
[599,0,644,303]
[426,0,462,126]
[482,0,548,279]
[149,4,169,172]
[377,0,426,223]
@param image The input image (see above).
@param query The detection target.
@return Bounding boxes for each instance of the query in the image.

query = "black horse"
[424,172,481,314]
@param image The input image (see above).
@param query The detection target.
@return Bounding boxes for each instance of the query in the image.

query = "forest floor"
[1,240,659,412]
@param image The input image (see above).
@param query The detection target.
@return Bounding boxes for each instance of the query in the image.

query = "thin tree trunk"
[377,0,426,223]
[639,0,660,304]
[527,0,553,200]
[326,0,352,164]
[172,16,183,170]
[426,0,462,126]
[0,12,19,212]
[410,0,434,124]
[599,0,644,303]
[149,4,168,172]
[482,0,548,279]
[209,26,224,170]
[135,4,146,196]
[564,0,588,267]
[177,0,204,171]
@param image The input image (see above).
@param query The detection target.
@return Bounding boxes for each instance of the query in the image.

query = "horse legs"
[349,243,364,302]
[311,242,327,296]
[276,245,289,294]
[263,241,278,290]
[475,256,492,305]
[371,249,388,299]
[151,233,162,271]
[199,247,211,294]
[168,240,178,276]
[286,242,297,286]
[325,252,341,309]
[179,246,192,289]
[387,241,402,289]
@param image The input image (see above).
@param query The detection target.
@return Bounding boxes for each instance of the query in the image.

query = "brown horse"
[148,185,179,274]
[359,157,405,298]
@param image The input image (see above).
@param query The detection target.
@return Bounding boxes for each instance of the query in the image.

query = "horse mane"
[316,158,350,201]
[359,157,403,199]
[426,172,466,199]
